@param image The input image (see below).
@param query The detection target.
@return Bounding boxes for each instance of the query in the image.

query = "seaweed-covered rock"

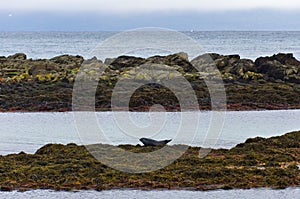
[7,53,27,60]
[256,60,285,80]
[110,55,146,70]
[255,54,300,82]
[255,53,300,67]
[0,131,299,191]
[191,53,256,78]
[1,52,300,111]
[146,53,194,72]
[28,60,59,76]
[50,55,84,69]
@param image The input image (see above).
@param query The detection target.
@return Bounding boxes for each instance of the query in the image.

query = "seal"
[139,138,172,146]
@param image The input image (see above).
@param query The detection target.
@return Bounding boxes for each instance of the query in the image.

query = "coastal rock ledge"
[1,53,300,111]
[0,131,299,191]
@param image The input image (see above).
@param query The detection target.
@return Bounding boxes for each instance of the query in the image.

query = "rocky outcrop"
[109,52,194,72]
[255,53,300,67]
[109,55,146,70]
[146,52,195,72]
[191,53,260,82]
[0,131,299,191]
[1,52,300,111]
[50,55,84,69]
[7,53,27,60]
[255,53,300,83]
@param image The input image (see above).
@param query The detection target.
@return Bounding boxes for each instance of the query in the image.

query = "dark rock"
[255,53,300,67]
[110,55,146,70]
[109,53,194,72]
[226,54,240,65]
[7,53,27,60]
[50,55,84,69]
[0,186,12,191]
[230,59,256,77]
[215,55,240,70]
[192,54,257,81]
[146,53,195,72]
[256,60,285,81]
[0,56,7,63]
[254,53,300,82]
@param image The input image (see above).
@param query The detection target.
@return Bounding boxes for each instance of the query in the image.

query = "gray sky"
[1,0,300,31]
[2,0,300,12]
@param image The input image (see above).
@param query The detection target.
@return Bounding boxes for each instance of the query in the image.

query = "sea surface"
[1,188,299,199]
[0,110,299,155]
[0,31,300,60]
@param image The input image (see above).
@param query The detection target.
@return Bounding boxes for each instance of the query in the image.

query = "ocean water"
[0,110,299,155]
[1,188,299,199]
[0,31,300,60]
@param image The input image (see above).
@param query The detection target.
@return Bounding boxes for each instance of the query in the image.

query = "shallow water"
[0,188,299,199]
[0,110,300,155]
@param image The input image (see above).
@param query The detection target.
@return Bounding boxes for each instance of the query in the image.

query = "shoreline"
[2,106,300,113]
[1,103,300,112]
[2,186,300,193]
[0,131,299,192]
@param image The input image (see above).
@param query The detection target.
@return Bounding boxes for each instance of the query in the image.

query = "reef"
[0,131,299,191]
[1,52,300,111]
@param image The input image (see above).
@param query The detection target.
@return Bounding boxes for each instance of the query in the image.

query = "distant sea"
[0,31,300,60]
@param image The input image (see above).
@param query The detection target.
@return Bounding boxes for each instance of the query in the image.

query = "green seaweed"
[0,131,299,192]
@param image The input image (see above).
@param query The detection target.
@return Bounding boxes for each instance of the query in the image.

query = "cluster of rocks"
[1,52,300,83]
[1,52,300,111]
[0,53,83,82]
[103,52,300,83]
[0,131,299,191]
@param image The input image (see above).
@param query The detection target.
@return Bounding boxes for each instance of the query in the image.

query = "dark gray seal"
[139,138,172,146]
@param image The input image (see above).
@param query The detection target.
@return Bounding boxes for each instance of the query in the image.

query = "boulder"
[7,53,27,60]
[110,55,146,70]
[109,53,194,72]
[256,60,285,80]
[230,59,256,76]
[255,54,300,82]
[0,56,7,63]
[192,54,257,80]
[50,55,84,69]
[146,53,195,72]
[255,53,300,67]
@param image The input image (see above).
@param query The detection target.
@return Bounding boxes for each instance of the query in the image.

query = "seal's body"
[139,138,172,146]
